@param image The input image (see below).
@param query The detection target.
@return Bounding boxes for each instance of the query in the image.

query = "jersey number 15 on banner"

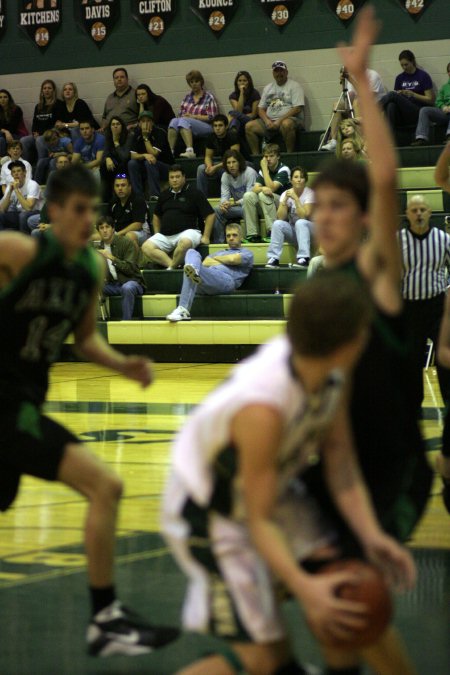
[76,0,120,47]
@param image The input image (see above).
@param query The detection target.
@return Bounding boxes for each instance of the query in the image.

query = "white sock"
[185,147,193,153]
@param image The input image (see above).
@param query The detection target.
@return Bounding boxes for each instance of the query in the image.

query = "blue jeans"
[415,106,450,140]
[168,117,212,137]
[213,205,243,243]
[128,158,170,198]
[34,157,57,185]
[21,135,48,163]
[179,249,235,312]
[196,164,223,197]
[228,111,252,134]
[0,210,39,233]
[103,280,144,320]
[267,218,314,260]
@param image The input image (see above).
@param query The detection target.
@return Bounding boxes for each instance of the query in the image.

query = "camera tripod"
[318,70,356,151]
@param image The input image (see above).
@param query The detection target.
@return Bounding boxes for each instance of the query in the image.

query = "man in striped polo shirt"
[398,194,450,413]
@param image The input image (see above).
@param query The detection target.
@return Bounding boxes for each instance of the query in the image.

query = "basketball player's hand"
[337,5,380,81]
[364,532,416,591]
[299,572,368,644]
[120,356,153,388]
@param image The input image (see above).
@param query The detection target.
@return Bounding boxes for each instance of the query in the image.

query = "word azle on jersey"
[20,10,59,25]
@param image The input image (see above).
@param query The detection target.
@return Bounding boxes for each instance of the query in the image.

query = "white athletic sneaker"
[166,306,191,322]
[179,150,196,158]
[184,263,201,284]
[265,257,279,268]
[321,139,337,152]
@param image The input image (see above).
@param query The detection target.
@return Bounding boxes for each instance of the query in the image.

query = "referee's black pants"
[404,293,450,413]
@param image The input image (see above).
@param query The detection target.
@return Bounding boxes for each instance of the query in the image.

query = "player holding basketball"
[0,164,178,656]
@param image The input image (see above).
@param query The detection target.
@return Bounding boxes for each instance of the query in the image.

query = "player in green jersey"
[0,164,178,657]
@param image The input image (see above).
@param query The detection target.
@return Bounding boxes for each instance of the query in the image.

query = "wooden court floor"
[0,362,449,674]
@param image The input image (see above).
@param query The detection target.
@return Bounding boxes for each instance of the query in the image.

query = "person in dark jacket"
[135,84,175,130]
[100,116,133,200]
[21,80,65,163]
[97,215,146,320]
[0,89,27,158]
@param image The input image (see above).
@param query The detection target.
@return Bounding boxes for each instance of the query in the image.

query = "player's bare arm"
[322,398,416,590]
[0,231,37,289]
[232,404,368,643]
[437,291,450,367]
[339,6,401,315]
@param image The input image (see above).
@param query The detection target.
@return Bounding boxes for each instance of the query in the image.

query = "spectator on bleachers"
[339,138,366,162]
[101,116,133,200]
[1,141,32,195]
[72,120,105,180]
[128,111,173,200]
[34,129,73,185]
[96,215,146,320]
[21,80,65,164]
[213,149,257,244]
[196,114,240,197]
[228,71,260,135]
[335,118,366,157]
[106,174,149,248]
[168,70,218,159]
[27,154,70,236]
[321,68,384,152]
[135,84,175,130]
[380,50,434,134]
[142,164,214,269]
[166,222,253,322]
[412,62,450,146]
[101,68,139,130]
[0,160,42,232]
[242,143,290,243]
[266,166,314,270]
[245,61,304,154]
[0,89,27,159]
[55,82,99,142]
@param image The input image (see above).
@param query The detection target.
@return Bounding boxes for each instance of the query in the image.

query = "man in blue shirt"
[166,222,253,321]
[72,120,105,179]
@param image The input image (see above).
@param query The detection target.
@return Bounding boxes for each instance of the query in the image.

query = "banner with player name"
[326,0,366,25]
[397,0,434,21]
[0,1,6,42]
[256,0,302,30]
[19,0,62,51]
[190,0,238,36]
[76,0,120,47]
[131,0,176,40]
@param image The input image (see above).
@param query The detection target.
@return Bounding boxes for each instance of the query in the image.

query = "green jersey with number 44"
[0,231,99,405]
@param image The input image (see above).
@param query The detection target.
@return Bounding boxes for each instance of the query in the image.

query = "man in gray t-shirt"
[166,222,254,322]
[246,61,305,154]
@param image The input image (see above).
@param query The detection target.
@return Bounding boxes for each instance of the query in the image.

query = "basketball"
[318,559,392,648]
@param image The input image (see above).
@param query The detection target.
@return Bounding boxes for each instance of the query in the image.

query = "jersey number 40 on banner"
[131,0,177,40]
[76,0,120,46]
[190,0,238,36]
[326,0,366,25]
[19,0,62,51]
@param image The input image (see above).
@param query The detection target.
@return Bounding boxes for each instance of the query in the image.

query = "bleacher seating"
[62,133,450,362]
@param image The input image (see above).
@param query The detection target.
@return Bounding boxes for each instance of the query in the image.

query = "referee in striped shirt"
[398,194,450,412]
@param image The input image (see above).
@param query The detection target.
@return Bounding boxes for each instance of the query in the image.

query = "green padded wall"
[0,0,449,75]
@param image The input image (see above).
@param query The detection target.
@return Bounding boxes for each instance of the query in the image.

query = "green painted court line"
[44,401,197,415]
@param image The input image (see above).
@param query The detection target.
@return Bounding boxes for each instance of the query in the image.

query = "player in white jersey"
[163,271,416,675]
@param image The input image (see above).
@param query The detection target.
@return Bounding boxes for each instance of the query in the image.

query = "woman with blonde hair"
[168,70,218,159]
[21,79,64,163]
[55,82,98,141]
[336,118,366,158]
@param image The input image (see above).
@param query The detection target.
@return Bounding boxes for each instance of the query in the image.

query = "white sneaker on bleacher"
[179,150,196,158]
[166,306,191,322]
[321,139,337,152]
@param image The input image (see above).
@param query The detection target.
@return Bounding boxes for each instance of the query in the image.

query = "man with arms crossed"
[0,164,177,656]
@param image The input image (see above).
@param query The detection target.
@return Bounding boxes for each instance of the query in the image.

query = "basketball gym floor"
[0,362,449,675]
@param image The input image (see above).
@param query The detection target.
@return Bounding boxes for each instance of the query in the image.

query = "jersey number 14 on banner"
[76,0,120,46]
[256,0,302,30]
[190,0,238,36]
[19,0,62,51]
